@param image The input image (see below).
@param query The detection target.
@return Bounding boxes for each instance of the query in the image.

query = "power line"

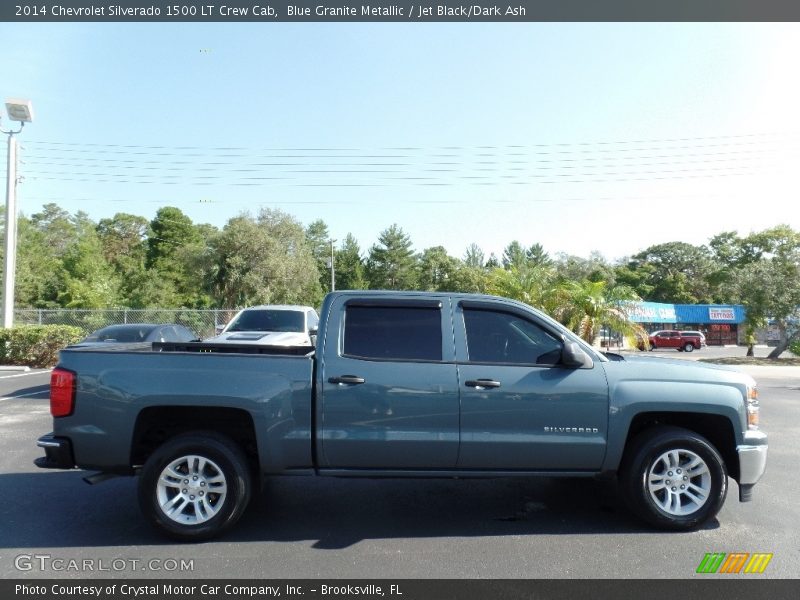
[21,130,799,151]
[19,151,785,172]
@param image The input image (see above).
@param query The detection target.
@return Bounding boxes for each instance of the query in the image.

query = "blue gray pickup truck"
[36,291,768,540]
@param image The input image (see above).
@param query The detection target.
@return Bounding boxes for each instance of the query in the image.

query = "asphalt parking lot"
[0,347,798,580]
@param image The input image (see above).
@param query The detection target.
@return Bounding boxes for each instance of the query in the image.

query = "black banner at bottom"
[3,579,800,600]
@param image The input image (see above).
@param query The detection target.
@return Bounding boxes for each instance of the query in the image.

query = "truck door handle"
[329,375,366,385]
[465,379,501,389]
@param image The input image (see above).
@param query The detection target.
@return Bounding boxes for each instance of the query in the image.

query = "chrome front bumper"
[737,430,768,501]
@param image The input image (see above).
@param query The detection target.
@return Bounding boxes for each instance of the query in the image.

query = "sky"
[1,22,800,262]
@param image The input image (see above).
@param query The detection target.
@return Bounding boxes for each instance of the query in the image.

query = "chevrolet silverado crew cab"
[36,291,767,541]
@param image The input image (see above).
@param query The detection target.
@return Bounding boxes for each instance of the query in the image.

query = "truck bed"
[52,346,315,473]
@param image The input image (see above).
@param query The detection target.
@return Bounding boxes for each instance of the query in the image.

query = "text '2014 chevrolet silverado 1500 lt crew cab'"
[36,291,768,541]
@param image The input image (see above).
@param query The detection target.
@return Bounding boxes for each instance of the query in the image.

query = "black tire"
[649,343,655,351]
[683,343,695,353]
[619,426,727,530]
[138,431,252,541]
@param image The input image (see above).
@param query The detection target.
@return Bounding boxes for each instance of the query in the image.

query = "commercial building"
[626,302,745,346]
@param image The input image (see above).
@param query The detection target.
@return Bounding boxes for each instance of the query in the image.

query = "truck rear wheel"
[620,426,727,530]
[683,342,695,352]
[138,432,252,541]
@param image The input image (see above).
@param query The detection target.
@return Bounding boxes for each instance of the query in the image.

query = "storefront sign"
[709,307,735,321]
[627,303,676,322]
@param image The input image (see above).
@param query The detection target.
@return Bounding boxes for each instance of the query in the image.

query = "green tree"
[97,213,150,306]
[30,203,77,255]
[554,251,615,285]
[552,280,646,344]
[463,243,485,269]
[146,207,204,306]
[487,263,556,310]
[335,234,368,291]
[526,243,552,268]
[13,214,66,307]
[502,241,528,270]
[449,263,491,294]
[485,253,501,269]
[305,219,332,293]
[58,213,120,308]
[418,246,460,291]
[210,209,321,307]
[14,206,121,308]
[619,241,717,303]
[502,241,551,270]
[365,224,418,289]
[723,225,800,358]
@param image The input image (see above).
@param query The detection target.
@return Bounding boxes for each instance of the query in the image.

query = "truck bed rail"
[153,341,314,355]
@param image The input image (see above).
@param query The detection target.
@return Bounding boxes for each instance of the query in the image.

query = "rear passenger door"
[320,297,460,469]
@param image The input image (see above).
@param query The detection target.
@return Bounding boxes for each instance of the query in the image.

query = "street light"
[1,98,34,328]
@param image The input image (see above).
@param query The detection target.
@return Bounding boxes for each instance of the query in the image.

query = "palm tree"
[553,280,647,345]
[487,265,647,349]
[487,263,556,308]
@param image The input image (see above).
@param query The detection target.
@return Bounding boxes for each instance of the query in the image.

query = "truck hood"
[603,353,756,388]
[205,331,311,346]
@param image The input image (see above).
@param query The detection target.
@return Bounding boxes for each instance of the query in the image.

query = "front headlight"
[746,386,759,430]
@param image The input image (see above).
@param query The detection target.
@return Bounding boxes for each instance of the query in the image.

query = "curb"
[0,366,31,372]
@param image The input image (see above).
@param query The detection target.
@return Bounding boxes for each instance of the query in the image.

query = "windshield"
[226,310,305,333]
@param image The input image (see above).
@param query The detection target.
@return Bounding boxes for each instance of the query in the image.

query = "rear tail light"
[50,368,76,417]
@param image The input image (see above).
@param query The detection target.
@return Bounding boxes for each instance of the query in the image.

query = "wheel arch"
[131,406,259,474]
[619,412,739,481]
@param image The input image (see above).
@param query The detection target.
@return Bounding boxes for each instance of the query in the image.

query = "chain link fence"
[13,308,240,338]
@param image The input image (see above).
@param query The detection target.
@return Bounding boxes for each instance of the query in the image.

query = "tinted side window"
[463,309,562,365]
[343,306,442,361]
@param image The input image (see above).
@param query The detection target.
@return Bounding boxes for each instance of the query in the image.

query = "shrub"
[789,338,800,358]
[0,325,84,368]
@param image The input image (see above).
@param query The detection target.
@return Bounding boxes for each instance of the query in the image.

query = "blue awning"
[675,304,745,324]
[624,302,745,324]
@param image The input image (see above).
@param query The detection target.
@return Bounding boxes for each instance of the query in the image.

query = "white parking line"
[0,369,51,379]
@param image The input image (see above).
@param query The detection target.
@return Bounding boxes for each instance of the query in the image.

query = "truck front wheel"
[138,432,252,541]
[620,426,727,530]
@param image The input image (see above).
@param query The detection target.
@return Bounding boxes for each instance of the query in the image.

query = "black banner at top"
[4,0,800,22]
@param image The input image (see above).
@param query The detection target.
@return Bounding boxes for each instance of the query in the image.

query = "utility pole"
[1,99,33,329]
[2,133,18,328]
[329,239,336,292]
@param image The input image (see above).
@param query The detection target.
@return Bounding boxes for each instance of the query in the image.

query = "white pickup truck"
[206,304,320,347]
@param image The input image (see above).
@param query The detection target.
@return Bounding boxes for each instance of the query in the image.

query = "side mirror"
[562,341,592,368]
[309,327,318,336]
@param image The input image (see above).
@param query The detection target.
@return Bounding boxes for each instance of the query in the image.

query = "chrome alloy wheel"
[156,455,228,524]
[647,449,711,516]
